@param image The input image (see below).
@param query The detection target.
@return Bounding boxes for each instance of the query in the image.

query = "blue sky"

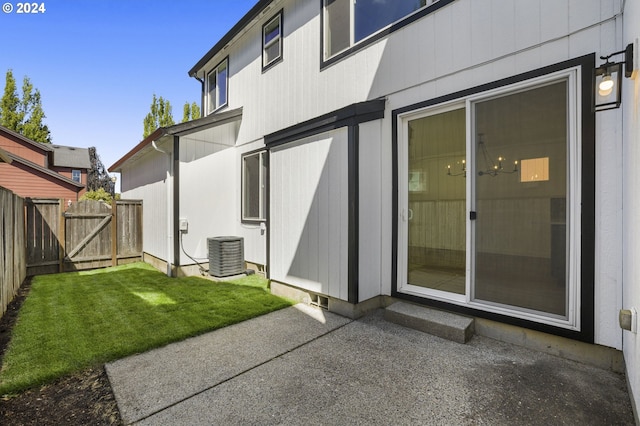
[0,0,256,179]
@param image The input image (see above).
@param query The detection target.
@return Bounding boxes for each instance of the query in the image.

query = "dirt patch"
[0,278,122,425]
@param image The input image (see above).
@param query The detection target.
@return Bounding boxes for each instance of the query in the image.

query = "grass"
[0,262,293,395]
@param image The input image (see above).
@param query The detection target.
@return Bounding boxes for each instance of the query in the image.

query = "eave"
[109,107,243,172]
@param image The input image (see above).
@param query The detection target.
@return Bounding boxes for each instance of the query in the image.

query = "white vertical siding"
[120,146,172,261]
[358,120,384,302]
[622,0,640,411]
[179,147,238,265]
[270,128,349,299]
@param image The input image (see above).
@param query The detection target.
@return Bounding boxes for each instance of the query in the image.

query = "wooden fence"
[26,198,143,276]
[0,186,26,318]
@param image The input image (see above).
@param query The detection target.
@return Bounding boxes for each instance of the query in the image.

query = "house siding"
[0,132,49,167]
[120,144,172,262]
[270,128,349,299]
[622,0,640,414]
[116,0,632,350]
[0,162,81,201]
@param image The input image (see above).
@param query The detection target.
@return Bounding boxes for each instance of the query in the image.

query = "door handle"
[470,211,477,220]
[408,209,414,221]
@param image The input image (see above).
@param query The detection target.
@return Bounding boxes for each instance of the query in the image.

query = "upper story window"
[72,169,81,183]
[324,0,439,61]
[263,11,283,70]
[207,57,228,114]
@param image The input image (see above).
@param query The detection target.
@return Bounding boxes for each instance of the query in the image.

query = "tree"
[0,70,21,131]
[80,187,120,205]
[87,146,112,192]
[20,77,51,143]
[182,101,201,123]
[143,94,175,138]
[0,70,51,143]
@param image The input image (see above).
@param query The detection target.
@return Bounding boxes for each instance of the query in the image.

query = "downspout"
[194,75,205,117]
[172,135,181,276]
[152,138,174,277]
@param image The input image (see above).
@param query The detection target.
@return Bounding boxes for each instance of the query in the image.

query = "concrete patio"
[106,304,635,425]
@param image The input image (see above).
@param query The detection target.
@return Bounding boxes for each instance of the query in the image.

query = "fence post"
[111,199,117,267]
[58,199,65,273]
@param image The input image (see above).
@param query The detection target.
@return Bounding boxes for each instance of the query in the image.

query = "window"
[263,12,283,70]
[72,169,81,183]
[324,0,432,59]
[242,150,267,222]
[207,58,228,114]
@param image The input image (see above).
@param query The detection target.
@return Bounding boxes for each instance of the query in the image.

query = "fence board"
[24,199,143,275]
[0,187,26,319]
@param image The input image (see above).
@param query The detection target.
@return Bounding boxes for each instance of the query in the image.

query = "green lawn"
[0,262,293,395]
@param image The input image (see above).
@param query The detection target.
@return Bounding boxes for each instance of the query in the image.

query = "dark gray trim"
[262,9,284,73]
[320,0,456,69]
[173,135,181,276]
[391,54,596,343]
[265,98,385,148]
[347,125,359,304]
[189,0,273,77]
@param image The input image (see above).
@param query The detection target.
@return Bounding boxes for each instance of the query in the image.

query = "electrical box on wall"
[179,218,188,232]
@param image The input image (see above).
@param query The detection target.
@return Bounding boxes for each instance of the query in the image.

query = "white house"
[110,0,640,415]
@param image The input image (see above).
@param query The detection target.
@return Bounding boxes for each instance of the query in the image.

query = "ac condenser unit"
[208,236,244,277]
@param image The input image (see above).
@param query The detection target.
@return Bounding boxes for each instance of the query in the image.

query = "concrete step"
[384,302,475,344]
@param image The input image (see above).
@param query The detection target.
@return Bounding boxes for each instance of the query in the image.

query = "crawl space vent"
[208,236,244,277]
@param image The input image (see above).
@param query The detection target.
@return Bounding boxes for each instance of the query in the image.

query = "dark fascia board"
[0,125,53,153]
[265,98,386,147]
[109,107,243,172]
[188,0,274,78]
[6,151,84,188]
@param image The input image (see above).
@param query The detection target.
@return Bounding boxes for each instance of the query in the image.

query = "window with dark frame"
[207,58,228,114]
[242,150,267,222]
[263,11,283,69]
[72,169,81,183]
[323,0,434,60]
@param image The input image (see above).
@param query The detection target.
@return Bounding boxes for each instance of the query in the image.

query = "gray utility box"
[208,236,244,277]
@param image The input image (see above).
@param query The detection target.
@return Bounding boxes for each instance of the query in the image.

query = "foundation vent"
[208,236,244,277]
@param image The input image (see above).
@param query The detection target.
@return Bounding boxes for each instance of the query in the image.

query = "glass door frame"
[396,67,582,331]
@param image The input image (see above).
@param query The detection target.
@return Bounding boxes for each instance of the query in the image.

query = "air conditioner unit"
[208,236,244,277]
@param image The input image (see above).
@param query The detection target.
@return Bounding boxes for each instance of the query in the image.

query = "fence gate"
[25,198,142,275]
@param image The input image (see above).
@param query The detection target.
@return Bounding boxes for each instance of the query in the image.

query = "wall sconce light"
[594,43,634,111]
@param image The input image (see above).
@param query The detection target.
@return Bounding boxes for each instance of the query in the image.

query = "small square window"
[263,12,283,69]
[72,169,81,183]
[207,58,228,114]
[242,150,267,222]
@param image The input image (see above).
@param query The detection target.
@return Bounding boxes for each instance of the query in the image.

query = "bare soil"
[0,278,122,425]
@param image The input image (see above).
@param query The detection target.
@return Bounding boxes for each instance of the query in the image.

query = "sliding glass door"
[398,72,579,328]
[472,81,568,317]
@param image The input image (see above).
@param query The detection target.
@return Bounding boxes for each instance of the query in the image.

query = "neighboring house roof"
[4,151,85,188]
[109,107,243,172]
[51,144,91,169]
[188,0,274,77]
[0,147,12,164]
[0,125,53,154]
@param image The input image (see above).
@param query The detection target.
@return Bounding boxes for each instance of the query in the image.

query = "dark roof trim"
[0,125,53,153]
[5,151,84,188]
[265,99,386,148]
[109,107,243,172]
[188,0,273,77]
